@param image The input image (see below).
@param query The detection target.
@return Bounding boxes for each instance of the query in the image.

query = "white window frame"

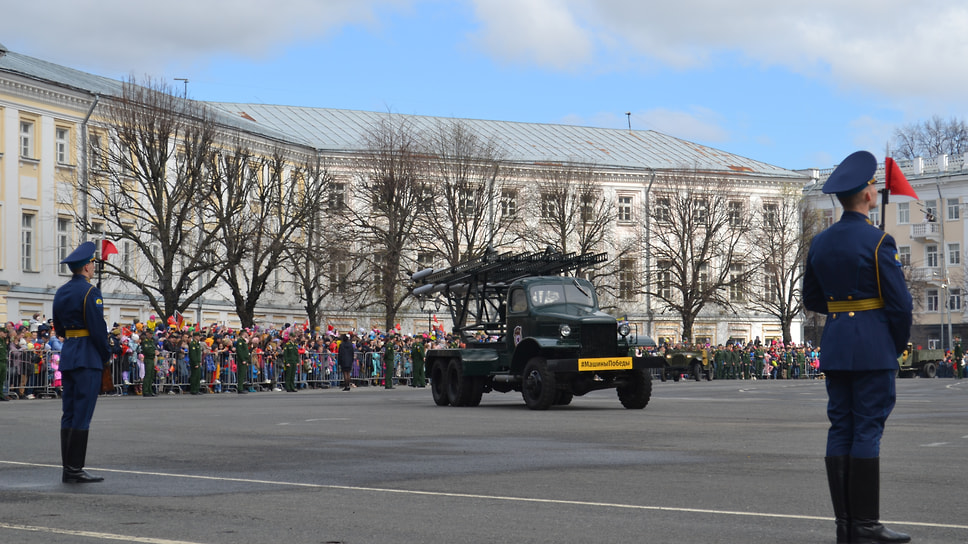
[926,244,939,268]
[897,246,911,267]
[57,217,72,275]
[947,198,960,221]
[950,288,962,312]
[617,195,633,223]
[56,126,70,165]
[22,213,36,271]
[897,202,910,225]
[926,289,939,312]
[20,120,35,159]
[948,243,961,266]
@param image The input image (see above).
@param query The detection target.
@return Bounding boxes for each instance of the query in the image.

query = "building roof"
[2,45,806,181]
[209,102,807,180]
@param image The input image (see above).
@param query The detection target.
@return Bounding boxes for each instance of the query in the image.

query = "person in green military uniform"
[235,330,251,394]
[410,335,426,387]
[795,346,806,380]
[188,331,202,395]
[713,345,726,380]
[0,326,10,401]
[383,335,396,389]
[282,334,299,392]
[141,332,157,397]
[754,347,765,379]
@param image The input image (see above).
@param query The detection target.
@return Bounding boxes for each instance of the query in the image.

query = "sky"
[3,0,968,171]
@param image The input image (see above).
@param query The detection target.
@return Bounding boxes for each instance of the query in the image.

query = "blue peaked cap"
[822,150,878,196]
[61,241,97,270]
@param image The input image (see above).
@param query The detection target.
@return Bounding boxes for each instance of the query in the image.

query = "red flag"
[173,311,185,331]
[885,158,918,199]
[101,239,119,260]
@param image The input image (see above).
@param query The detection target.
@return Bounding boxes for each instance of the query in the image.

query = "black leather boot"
[60,428,71,469]
[825,455,851,543]
[62,429,104,483]
[849,457,909,543]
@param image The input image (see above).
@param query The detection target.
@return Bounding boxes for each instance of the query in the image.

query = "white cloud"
[468,0,593,69]
[469,0,968,101]
[1,0,408,74]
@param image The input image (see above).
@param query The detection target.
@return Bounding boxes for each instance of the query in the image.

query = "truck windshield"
[529,281,596,308]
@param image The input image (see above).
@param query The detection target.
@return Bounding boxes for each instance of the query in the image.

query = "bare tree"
[80,76,223,319]
[648,170,753,341]
[748,188,823,343]
[892,116,968,159]
[420,119,511,268]
[285,164,367,332]
[522,164,615,256]
[348,115,425,331]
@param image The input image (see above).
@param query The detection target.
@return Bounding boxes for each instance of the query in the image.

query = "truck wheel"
[921,362,938,379]
[705,368,713,381]
[553,391,573,406]
[659,368,668,382]
[617,369,652,409]
[430,362,450,406]
[522,357,556,410]
[446,359,483,407]
[692,363,702,381]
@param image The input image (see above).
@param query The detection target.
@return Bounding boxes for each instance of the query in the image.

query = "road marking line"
[0,522,202,543]
[921,442,950,447]
[3,460,967,531]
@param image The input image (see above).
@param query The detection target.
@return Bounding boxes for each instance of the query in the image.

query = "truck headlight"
[559,324,572,337]
[618,323,631,337]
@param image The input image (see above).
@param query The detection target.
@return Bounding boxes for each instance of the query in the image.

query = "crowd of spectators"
[2,316,964,401]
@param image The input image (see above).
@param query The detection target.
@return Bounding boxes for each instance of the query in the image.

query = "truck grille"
[581,323,617,357]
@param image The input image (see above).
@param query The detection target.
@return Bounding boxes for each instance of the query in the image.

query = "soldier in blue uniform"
[52,241,109,483]
[803,151,913,544]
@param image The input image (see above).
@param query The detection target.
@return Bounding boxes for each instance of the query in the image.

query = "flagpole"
[879,188,888,231]
[97,238,103,289]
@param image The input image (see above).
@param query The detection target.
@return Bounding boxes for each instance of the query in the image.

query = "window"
[500,189,517,218]
[822,208,835,228]
[926,289,939,312]
[327,182,346,210]
[22,213,35,271]
[540,193,557,219]
[729,264,745,302]
[329,261,348,294]
[728,201,743,227]
[122,240,133,276]
[948,243,961,266]
[655,196,671,223]
[694,198,708,223]
[950,288,962,312]
[579,193,595,223]
[657,261,673,300]
[924,200,937,222]
[20,120,35,158]
[56,127,70,164]
[458,186,476,215]
[948,198,960,221]
[619,258,636,300]
[617,195,633,222]
[762,202,778,227]
[417,252,433,271]
[89,133,104,170]
[897,202,910,224]
[926,244,939,268]
[869,206,880,227]
[898,246,911,267]
[763,273,778,303]
[698,263,710,292]
[57,217,72,274]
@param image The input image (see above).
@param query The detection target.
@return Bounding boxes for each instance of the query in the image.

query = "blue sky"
[4,0,967,170]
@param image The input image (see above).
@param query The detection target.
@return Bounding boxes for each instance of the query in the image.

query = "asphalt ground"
[1,378,967,544]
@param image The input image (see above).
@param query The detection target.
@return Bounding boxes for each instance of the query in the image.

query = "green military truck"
[657,347,714,382]
[897,344,944,378]
[411,249,664,410]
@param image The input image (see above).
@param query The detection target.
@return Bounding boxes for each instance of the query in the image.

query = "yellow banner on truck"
[578,357,633,371]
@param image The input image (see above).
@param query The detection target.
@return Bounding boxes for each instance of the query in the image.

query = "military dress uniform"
[188,335,202,394]
[383,340,395,389]
[141,333,157,397]
[282,339,298,392]
[235,336,250,394]
[803,151,912,544]
[52,242,110,483]
[410,339,426,387]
